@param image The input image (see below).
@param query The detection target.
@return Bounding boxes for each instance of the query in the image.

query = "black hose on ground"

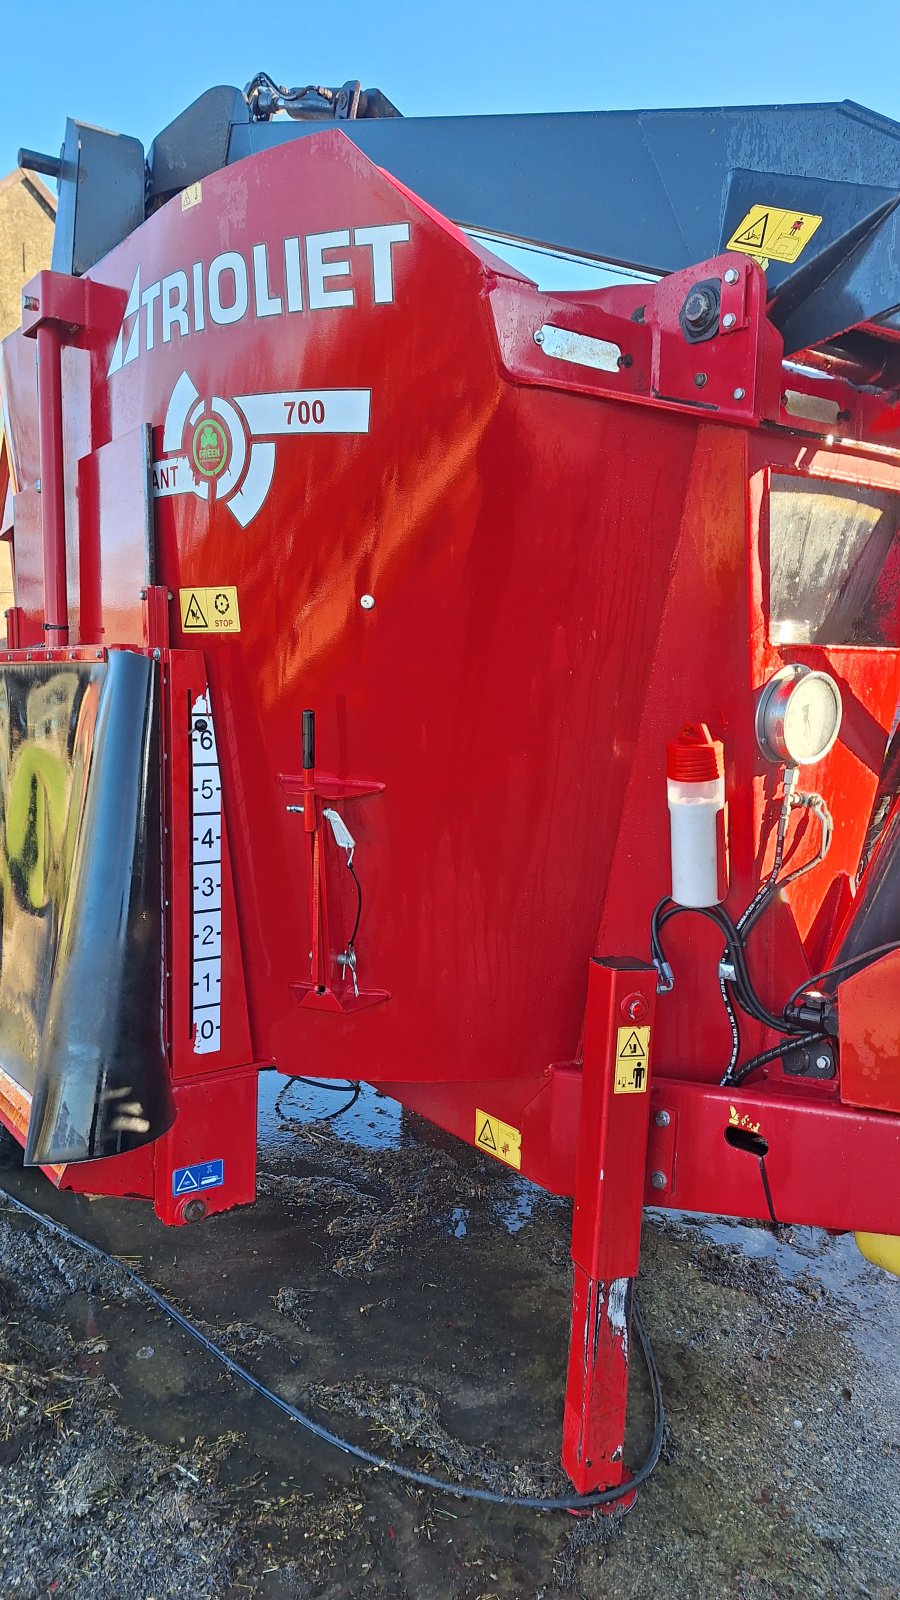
[0,1187,665,1514]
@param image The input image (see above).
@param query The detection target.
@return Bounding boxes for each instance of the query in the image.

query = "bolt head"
[650,1171,668,1191]
[722,312,737,329]
[816,1055,830,1071]
[694,372,708,388]
[181,1197,208,1224]
[683,287,715,328]
[733,387,746,401]
[360,594,376,610]
[654,1110,671,1128]
[533,330,545,345]
[724,268,740,285]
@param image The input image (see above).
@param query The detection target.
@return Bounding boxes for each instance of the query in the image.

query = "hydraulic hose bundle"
[652,760,900,1085]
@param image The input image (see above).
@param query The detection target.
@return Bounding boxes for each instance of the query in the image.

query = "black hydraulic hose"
[0,1189,664,1514]
[652,900,802,1035]
[727,1031,827,1086]
[653,775,836,1084]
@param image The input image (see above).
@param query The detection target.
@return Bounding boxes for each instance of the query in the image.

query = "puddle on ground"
[1,1080,898,1600]
[663,1208,897,1365]
[258,1072,403,1152]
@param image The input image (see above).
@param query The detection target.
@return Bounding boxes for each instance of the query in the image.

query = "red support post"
[5,606,24,650]
[35,322,69,644]
[562,956,657,1494]
[21,272,122,648]
[141,584,172,651]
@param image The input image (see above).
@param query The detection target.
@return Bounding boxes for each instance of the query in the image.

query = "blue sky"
[3,0,900,179]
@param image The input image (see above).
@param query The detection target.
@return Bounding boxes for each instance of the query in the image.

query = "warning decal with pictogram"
[726,205,823,264]
[475,1108,522,1170]
[614,1026,651,1094]
[179,586,242,633]
[182,591,208,629]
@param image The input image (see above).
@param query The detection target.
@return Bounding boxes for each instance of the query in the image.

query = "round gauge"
[756,665,843,766]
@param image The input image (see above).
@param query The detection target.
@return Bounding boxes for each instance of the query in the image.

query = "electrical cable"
[784,940,900,1014]
[757,1155,780,1230]
[275,1077,361,1122]
[347,860,363,951]
[0,1188,664,1513]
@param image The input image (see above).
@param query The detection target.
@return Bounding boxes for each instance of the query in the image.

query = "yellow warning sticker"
[726,205,823,265]
[614,1026,651,1095]
[179,586,241,634]
[475,1109,522,1170]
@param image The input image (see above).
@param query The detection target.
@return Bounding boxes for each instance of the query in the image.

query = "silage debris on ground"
[257,1119,503,1280]
[0,1215,243,1600]
[1,1106,899,1600]
[304,1376,571,1500]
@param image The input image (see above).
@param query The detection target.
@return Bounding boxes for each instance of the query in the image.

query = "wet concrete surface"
[1,1074,898,1599]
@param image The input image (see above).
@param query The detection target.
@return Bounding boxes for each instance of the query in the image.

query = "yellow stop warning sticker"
[475,1109,522,1170]
[179,586,241,634]
[614,1026,651,1094]
[726,205,823,265]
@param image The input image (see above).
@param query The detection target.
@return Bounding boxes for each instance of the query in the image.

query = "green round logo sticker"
[191,416,229,478]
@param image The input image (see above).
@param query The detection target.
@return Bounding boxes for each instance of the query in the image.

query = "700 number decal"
[283,397,326,427]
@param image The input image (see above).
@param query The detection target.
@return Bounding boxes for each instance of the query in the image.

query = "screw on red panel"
[621,992,649,1023]
[179,1197,208,1224]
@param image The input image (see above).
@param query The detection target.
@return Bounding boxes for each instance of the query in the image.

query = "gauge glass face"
[781,674,842,764]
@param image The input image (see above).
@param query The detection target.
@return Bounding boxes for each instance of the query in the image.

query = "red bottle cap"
[667,722,724,782]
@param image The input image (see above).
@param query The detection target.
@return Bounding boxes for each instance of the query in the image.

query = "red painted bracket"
[278,772,385,801]
[280,771,389,1012]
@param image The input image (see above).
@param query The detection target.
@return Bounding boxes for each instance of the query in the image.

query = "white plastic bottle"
[666,723,728,907]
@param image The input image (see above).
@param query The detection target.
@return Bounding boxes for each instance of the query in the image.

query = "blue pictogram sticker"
[172,1159,224,1197]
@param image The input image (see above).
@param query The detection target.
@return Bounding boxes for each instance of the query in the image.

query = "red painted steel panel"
[839,949,900,1114]
[1,122,899,1264]
[645,1077,900,1234]
[76,426,152,645]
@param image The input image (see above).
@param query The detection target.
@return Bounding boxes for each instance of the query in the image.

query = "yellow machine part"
[855,1232,900,1276]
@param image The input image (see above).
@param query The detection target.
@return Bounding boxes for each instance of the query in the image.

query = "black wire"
[757,1157,780,1230]
[347,860,363,950]
[785,940,900,1012]
[0,1189,664,1513]
[654,777,836,1085]
[652,900,801,1036]
[275,1077,361,1122]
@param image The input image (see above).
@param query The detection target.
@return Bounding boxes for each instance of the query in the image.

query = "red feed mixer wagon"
[2,76,900,1499]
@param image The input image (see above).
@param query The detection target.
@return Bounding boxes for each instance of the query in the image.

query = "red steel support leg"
[562,956,657,1494]
[35,322,69,644]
